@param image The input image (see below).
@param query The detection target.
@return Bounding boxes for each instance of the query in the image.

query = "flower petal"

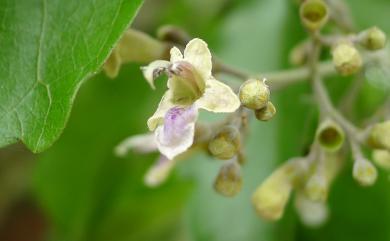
[144,155,177,187]
[155,106,198,160]
[184,38,212,79]
[141,60,170,89]
[196,77,240,113]
[114,133,157,157]
[147,91,175,131]
[170,46,183,62]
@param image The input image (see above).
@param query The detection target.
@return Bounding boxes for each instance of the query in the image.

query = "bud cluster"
[208,116,246,197]
[239,78,276,121]
[252,150,342,223]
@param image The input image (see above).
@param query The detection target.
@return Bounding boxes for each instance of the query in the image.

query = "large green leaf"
[0,0,143,152]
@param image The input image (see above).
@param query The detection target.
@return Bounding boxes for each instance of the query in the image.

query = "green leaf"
[0,0,143,152]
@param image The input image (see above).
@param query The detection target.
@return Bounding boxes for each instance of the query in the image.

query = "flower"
[142,38,240,160]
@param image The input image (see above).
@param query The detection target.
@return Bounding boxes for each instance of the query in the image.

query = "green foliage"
[0,0,142,152]
[14,0,390,240]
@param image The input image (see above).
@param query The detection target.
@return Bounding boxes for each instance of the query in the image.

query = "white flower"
[142,38,240,160]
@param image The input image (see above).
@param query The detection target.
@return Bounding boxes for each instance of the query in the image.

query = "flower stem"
[214,59,336,90]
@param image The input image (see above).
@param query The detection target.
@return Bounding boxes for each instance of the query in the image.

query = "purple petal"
[155,105,198,159]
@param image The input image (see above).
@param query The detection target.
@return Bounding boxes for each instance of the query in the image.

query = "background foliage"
[1,0,390,240]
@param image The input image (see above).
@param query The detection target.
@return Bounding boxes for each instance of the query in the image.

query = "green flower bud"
[332,41,362,76]
[214,161,242,197]
[316,119,345,152]
[289,41,308,66]
[305,152,343,201]
[168,61,206,105]
[305,172,328,202]
[358,27,387,51]
[300,0,329,31]
[252,160,303,221]
[368,121,390,151]
[239,79,270,110]
[353,158,377,187]
[255,101,276,121]
[208,125,241,160]
[294,193,328,228]
[372,149,390,170]
[103,48,121,79]
[104,29,168,78]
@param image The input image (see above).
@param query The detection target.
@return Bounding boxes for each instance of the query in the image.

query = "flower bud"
[168,61,206,105]
[368,121,390,151]
[144,156,176,187]
[353,158,377,187]
[208,125,241,160]
[331,41,362,76]
[295,193,328,228]
[103,48,121,79]
[289,41,309,66]
[305,172,328,202]
[300,0,329,31]
[239,79,270,110]
[316,119,345,152]
[358,27,387,51]
[372,149,390,170]
[306,152,343,201]
[252,161,302,221]
[104,29,168,79]
[118,29,169,63]
[255,101,276,121]
[214,160,242,197]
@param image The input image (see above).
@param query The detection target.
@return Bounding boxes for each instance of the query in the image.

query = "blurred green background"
[1,0,390,240]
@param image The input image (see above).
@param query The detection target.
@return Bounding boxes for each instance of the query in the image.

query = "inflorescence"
[107,0,390,227]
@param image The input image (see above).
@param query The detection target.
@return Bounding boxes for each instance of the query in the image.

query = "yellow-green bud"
[305,152,343,201]
[294,193,328,228]
[305,172,328,202]
[289,41,308,66]
[332,41,362,76]
[316,119,345,152]
[103,48,121,79]
[118,29,168,63]
[300,0,329,31]
[104,29,168,79]
[208,125,241,160]
[372,149,390,170]
[214,161,242,197]
[368,121,390,151]
[255,101,276,121]
[144,157,177,187]
[353,158,378,187]
[358,27,387,51]
[239,79,270,110]
[252,161,301,221]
